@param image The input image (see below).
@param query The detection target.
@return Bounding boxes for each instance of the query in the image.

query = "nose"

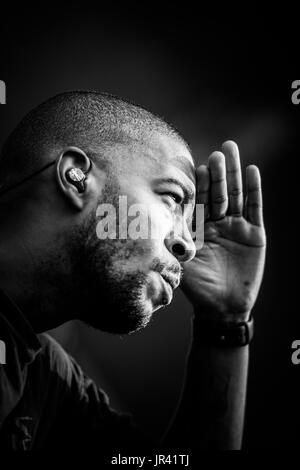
[165,225,196,263]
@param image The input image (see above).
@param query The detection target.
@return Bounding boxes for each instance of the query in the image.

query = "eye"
[161,192,184,207]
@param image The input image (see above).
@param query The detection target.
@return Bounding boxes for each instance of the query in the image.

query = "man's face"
[71,133,196,335]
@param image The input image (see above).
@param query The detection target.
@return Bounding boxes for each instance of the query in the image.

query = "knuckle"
[230,188,242,197]
[248,186,260,193]
[248,202,262,209]
[214,194,228,204]
[212,177,225,184]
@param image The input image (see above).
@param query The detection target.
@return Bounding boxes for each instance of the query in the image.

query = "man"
[0,91,266,451]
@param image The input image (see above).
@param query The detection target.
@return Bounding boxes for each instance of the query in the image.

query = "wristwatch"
[194,315,254,347]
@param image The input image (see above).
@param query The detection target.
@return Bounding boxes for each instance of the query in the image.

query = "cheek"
[147,204,173,241]
[106,237,156,269]
[109,180,174,247]
[113,238,164,276]
[125,200,172,244]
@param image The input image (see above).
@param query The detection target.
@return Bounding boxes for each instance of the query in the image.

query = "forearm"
[162,316,249,450]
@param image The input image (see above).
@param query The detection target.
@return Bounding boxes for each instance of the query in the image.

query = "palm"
[181,141,266,321]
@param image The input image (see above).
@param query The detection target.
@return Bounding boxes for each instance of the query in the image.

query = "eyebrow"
[171,155,196,182]
[155,177,195,204]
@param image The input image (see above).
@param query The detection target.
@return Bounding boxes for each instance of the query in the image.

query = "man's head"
[0,91,196,334]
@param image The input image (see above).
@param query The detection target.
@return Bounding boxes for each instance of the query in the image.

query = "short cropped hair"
[0,91,187,191]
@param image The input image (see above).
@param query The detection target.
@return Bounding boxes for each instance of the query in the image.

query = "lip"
[160,275,173,303]
[160,272,180,290]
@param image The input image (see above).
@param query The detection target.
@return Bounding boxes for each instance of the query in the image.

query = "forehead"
[147,133,195,181]
[117,133,196,187]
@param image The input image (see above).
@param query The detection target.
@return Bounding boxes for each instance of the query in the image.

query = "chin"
[125,300,155,335]
[82,298,154,336]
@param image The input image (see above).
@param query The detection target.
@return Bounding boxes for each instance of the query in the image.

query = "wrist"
[192,307,251,324]
[192,313,254,348]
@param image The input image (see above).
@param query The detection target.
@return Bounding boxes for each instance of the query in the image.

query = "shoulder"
[35,333,104,401]
[35,333,76,387]
[35,333,112,412]
[38,333,70,363]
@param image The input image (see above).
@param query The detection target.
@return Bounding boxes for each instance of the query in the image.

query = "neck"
[0,232,72,333]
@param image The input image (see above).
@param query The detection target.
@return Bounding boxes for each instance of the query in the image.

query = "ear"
[55,146,102,210]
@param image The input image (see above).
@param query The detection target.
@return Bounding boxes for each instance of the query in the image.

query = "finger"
[222,140,243,216]
[245,165,263,226]
[208,151,228,220]
[196,164,209,219]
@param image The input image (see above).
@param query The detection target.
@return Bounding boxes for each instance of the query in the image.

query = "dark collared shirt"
[0,289,146,451]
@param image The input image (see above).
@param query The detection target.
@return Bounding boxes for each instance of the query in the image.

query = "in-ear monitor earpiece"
[66,167,87,193]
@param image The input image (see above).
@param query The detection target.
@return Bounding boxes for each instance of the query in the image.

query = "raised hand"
[181,141,266,322]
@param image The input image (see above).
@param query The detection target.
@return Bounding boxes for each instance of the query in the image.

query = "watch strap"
[194,315,254,347]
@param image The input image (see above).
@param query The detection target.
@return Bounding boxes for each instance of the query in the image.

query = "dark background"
[0,4,298,449]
